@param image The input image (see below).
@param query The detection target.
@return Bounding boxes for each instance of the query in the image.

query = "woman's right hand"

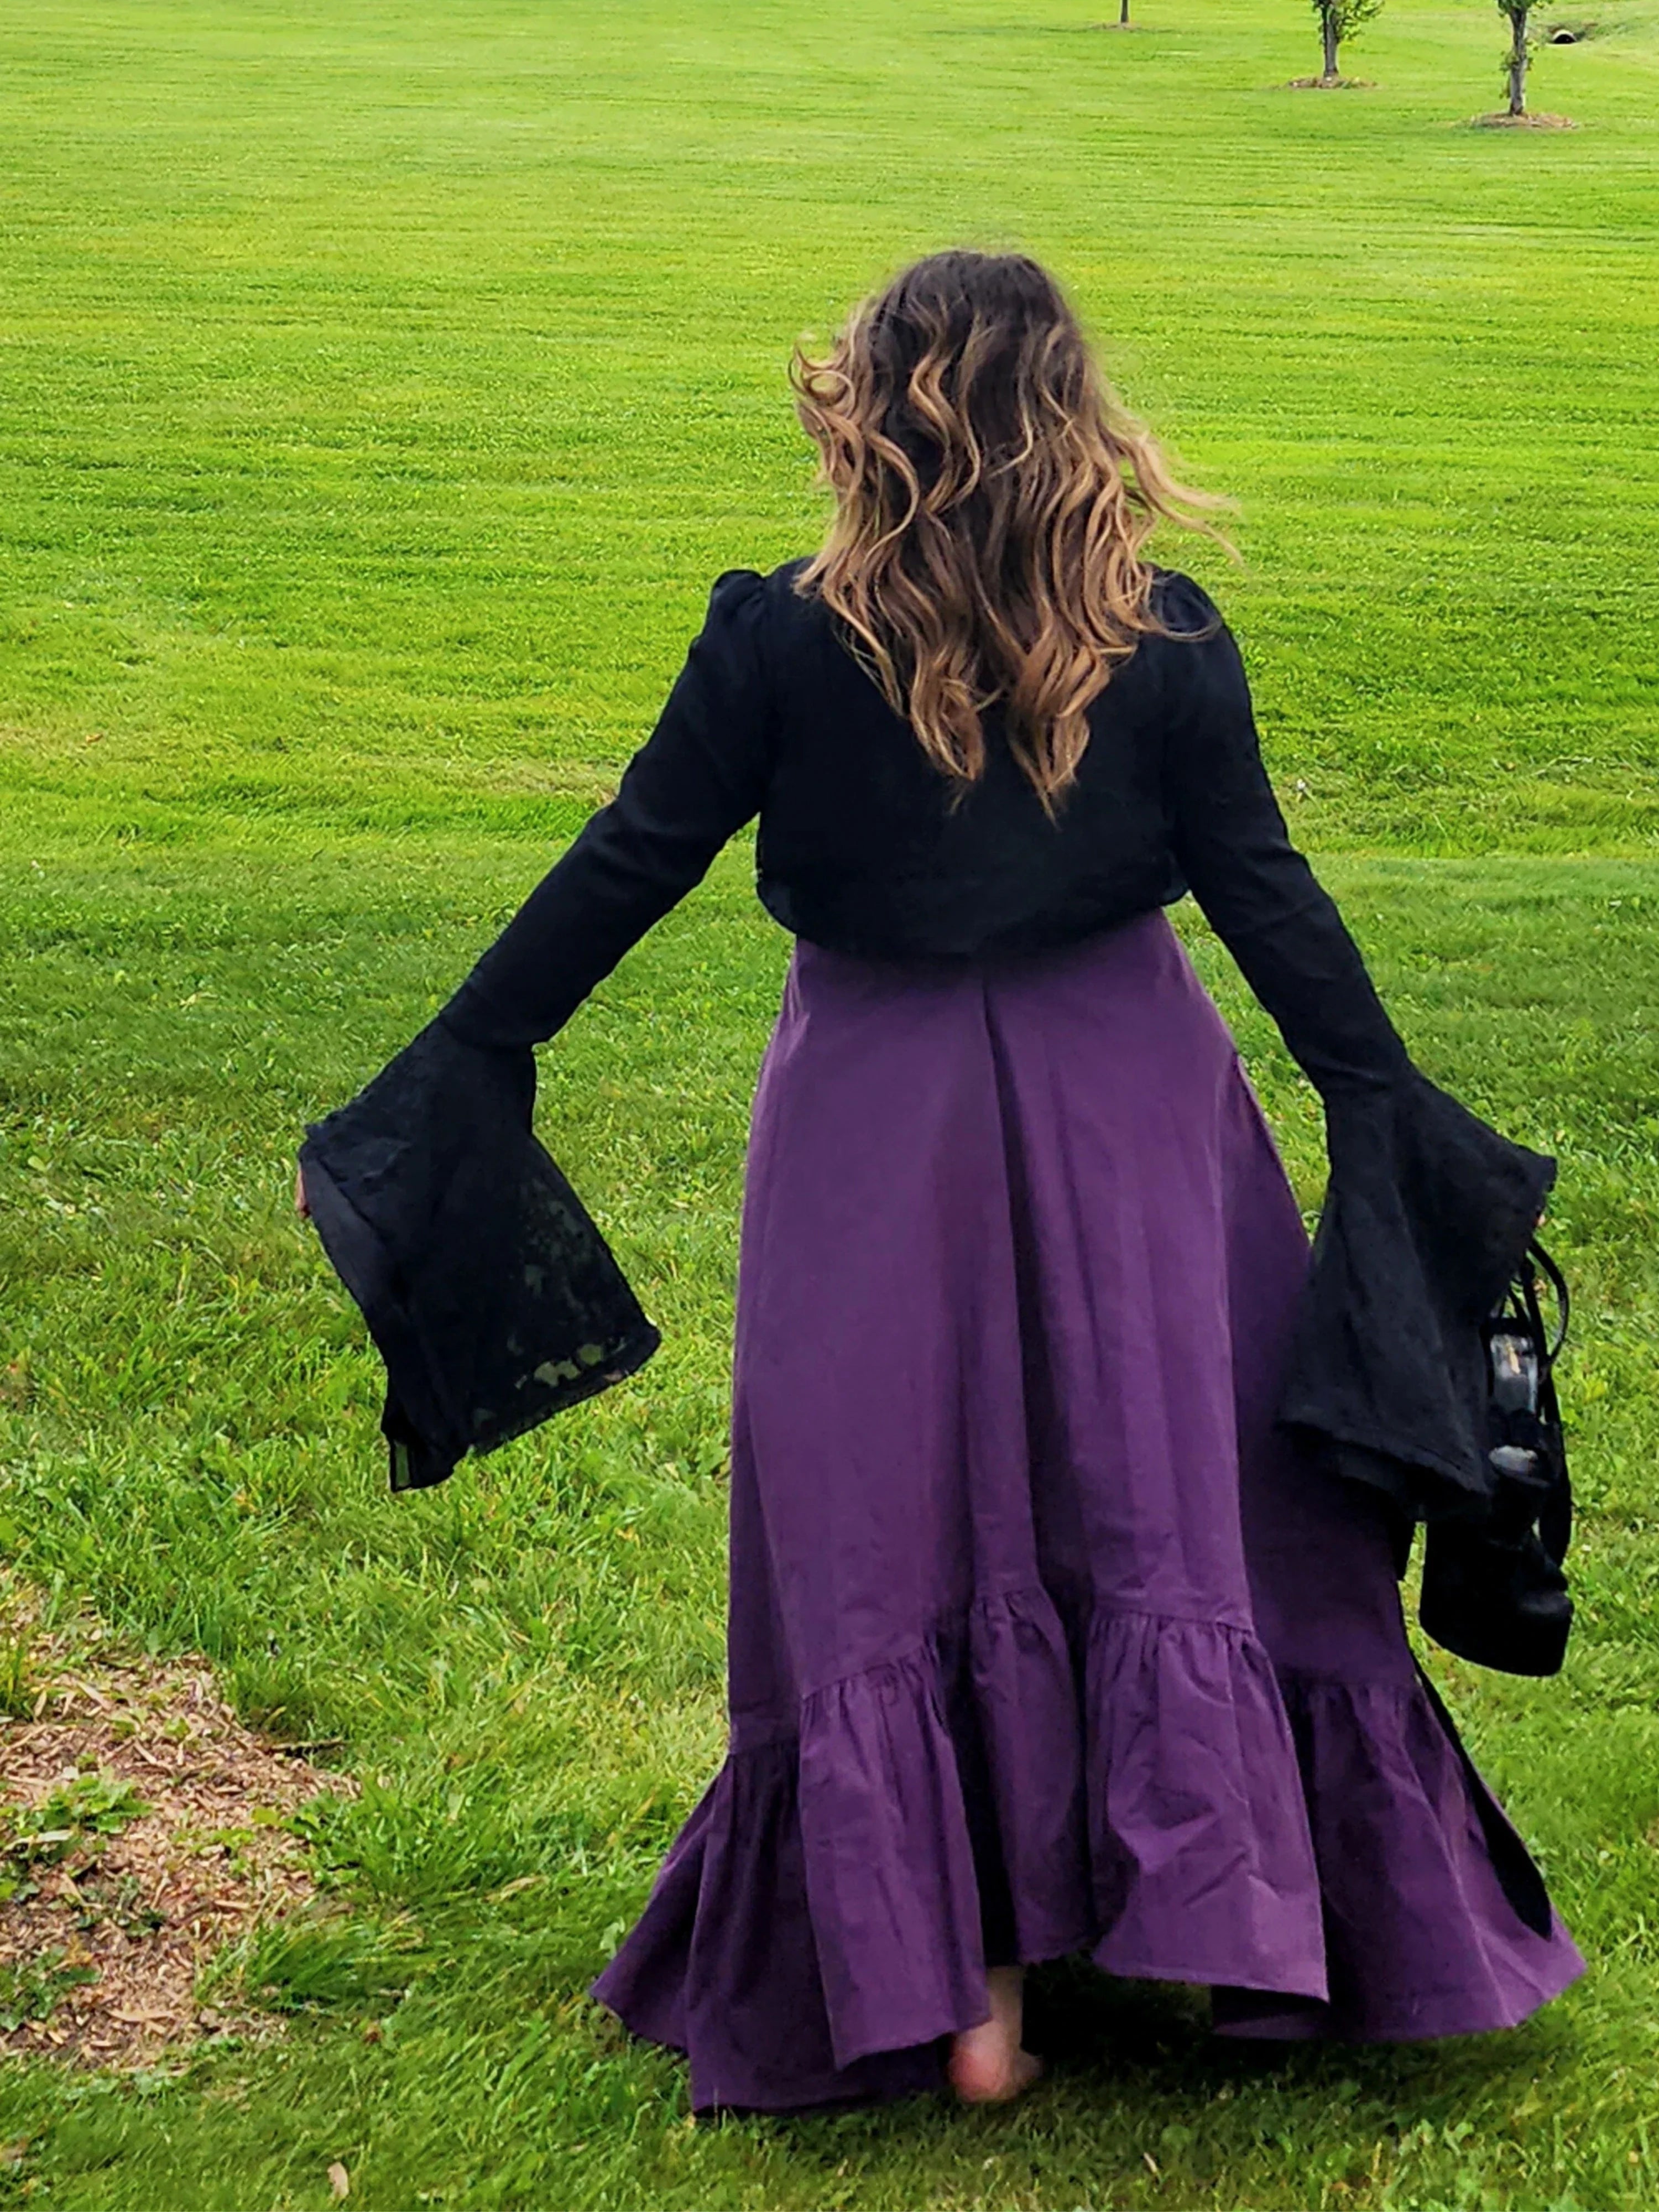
[294,1164,311,1221]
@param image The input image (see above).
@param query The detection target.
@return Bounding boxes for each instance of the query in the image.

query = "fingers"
[294,1164,311,1220]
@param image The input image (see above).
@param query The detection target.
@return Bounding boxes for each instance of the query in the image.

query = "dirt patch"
[1285,74,1375,87]
[1,1585,351,2068]
[1466,109,1580,127]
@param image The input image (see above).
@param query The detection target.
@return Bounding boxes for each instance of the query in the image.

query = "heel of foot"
[947,2044,1045,2105]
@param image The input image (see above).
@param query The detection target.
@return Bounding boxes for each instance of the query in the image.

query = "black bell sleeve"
[301,570,775,1488]
[300,1022,660,1490]
[1159,575,1555,1522]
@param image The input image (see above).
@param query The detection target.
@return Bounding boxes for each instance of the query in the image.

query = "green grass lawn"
[3,0,1659,2204]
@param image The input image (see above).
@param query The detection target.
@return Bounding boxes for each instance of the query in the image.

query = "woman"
[302,251,1582,2110]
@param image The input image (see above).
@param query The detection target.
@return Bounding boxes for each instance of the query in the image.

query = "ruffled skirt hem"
[591,1592,1583,2112]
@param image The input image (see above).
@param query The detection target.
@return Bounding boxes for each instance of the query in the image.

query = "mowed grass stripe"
[2,0,1658,848]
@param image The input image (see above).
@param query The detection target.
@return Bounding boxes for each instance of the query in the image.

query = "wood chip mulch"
[1,1589,352,2069]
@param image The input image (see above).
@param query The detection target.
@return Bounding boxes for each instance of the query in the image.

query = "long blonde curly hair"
[792,251,1229,808]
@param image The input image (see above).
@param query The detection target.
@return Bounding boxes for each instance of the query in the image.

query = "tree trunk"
[1507,6,1529,113]
[1119,0,1130,23]
[1321,11,1340,80]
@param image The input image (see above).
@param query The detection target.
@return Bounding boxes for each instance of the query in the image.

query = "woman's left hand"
[294,1164,311,1221]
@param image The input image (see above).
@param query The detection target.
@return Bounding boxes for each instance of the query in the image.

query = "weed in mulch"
[0,1948,98,2033]
[0,1626,35,1720]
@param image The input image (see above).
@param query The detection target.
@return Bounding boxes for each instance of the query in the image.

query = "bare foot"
[947,1965,1044,2105]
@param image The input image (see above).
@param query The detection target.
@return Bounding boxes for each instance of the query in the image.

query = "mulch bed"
[1,1587,351,2068]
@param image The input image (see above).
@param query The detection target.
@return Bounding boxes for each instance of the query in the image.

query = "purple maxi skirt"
[592,913,1583,2111]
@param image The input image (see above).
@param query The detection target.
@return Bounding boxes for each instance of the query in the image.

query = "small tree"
[1497,0,1533,114]
[1311,0,1383,82]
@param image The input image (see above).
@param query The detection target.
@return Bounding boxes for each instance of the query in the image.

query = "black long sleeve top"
[306,560,1556,1531]
[442,565,1414,1102]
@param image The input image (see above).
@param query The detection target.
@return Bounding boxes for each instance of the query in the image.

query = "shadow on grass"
[753,1958,1583,2170]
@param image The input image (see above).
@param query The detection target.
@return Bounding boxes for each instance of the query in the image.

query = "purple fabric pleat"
[592,912,1583,2111]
